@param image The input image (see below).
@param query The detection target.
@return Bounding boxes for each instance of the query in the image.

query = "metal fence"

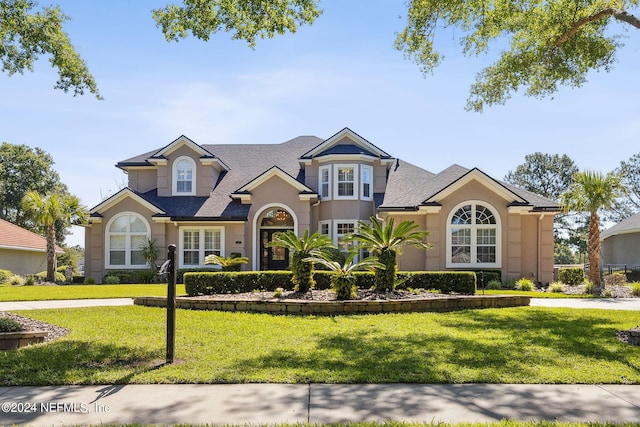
[555,264,640,282]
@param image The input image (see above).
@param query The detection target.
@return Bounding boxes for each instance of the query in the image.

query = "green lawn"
[0,284,186,301]
[2,305,639,386]
[477,289,595,298]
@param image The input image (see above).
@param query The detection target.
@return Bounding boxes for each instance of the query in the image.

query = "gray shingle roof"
[602,211,640,239]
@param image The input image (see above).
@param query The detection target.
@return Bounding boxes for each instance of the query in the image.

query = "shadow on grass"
[0,340,164,386]
[225,308,640,384]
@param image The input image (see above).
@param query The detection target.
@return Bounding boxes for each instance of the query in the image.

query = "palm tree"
[204,253,249,271]
[560,170,626,289]
[304,250,385,300]
[21,191,87,282]
[347,216,431,291]
[267,229,335,292]
[139,237,160,273]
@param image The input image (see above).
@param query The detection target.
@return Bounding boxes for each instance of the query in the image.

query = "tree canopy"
[504,152,578,201]
[0,142,67,229]
[4,0,639,108]
[396,0,640,111]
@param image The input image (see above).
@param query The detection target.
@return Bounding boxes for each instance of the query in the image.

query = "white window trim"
[446,201,501,268]
[334,219,358,253]
[318,220,331,237]
[173,156,196,196]
[333,164,359,200]
[178,226,225,268]
[318,165,331,200]
[104,212,151,269]
[361,165,373,201]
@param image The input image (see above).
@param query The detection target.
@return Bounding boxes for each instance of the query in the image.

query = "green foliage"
[583,280,597,295]
[561,170,627,287]
[396,1,640,112]
[152,0,322,48]
[139,237,160,272]
[0,317,23,332]
[331,272,357,300]
[204,253,249,271]
[505,153,578,200]
[8,274,24,286]
[185,271,295,295]
[35,270,65,283]
[548,282,564,293]
[24,275,35,286]
[515,278,535,291]
[347,216,431,291]
[487,280,502,290]
[0,0,101,98]
[267,229,335,292]
[103,275,121,285]
[396,272,477,295]
[84,277,96,285]
[631,282,640,297]
[474,270,501,289]
[559,267,585,286]
[604,272,627,287]
[0,269,12,283]
[102,270,159,284]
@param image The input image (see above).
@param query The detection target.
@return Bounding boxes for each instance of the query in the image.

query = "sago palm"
[347,216,431,291]
[560,170,626,289]
[21,191,87,282]
[267,229,335,292]
[304,250,384,300]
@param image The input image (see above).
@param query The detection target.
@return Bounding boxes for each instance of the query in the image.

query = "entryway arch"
[252,204,297,270]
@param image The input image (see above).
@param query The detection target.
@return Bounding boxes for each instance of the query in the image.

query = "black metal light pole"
[166,244,177,364]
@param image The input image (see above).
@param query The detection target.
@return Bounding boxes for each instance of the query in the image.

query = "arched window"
[173,156,195,195]
[105,212,150,268]
[447,202,501,268]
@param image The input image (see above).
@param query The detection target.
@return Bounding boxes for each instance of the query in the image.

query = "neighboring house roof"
[0,218,63,253]
[601,212,640,240]
[107,128,560,219]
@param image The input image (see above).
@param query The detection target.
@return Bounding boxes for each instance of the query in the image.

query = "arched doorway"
[258,207,294,270]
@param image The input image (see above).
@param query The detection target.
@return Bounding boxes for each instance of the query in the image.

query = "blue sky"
[2,1,639,247]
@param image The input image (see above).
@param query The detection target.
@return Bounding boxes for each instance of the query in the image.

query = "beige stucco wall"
[155,145,220,197]
[0,248,48,276]
[602,233,640,266]
[127,169,156,193]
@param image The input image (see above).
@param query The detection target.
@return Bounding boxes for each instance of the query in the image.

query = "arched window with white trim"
[447,201,501,268]
[173,156,196,195]
[105,212,150,268]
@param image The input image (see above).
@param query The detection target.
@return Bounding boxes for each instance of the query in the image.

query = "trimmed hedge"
[185,270,476,296]
[559,267,584,286]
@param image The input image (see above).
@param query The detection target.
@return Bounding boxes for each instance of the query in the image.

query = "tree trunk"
[46,224,57,283]
[587,211,601,289]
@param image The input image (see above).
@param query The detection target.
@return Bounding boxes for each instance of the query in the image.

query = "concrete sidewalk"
[1,383,639,426]
[0,298,133,311]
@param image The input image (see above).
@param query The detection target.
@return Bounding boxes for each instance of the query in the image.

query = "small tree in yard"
[267,229,335,292]
[305,251,385,300]
[560,170,627,290]
[139,237,160,273]
[347,217,431,291]
[204,254,249,271]
[21,191,87,282]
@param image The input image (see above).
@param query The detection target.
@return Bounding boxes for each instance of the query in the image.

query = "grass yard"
[477,290,594,298]
[0,284,186,301]
[1,305,639,386]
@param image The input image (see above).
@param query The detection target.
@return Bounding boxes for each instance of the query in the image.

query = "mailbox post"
[166,244,177,364]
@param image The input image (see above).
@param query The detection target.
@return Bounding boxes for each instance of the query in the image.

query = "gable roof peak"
[300,127,392,159]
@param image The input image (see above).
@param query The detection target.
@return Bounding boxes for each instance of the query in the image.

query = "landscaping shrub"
[604,272,627,287]
[548,282,564,293]
[35,271,65,283]
[331,273,357,300]
[583,279,596,295]
[84,277,96,285]
[474,270,501,289]
[487,279,502,290]
[515,278,534,291]
[8,275,24,286]
[184,270,476,296]
[0,269,12,284]
[24,275,36,286]
[502,278,517,289]
[103,275,121,285]
[630,282,640,297]
[0,317,23,332]
[559,267,585,286]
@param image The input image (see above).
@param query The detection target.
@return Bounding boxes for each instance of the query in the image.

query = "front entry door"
[260,229,290,270]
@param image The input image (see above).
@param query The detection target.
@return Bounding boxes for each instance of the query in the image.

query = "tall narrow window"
[106,212,150,268]
[319,166,331,199]
[361,165,372,200]
[335,221,356,253]
[447,202,500,267]
[173,156,196,195]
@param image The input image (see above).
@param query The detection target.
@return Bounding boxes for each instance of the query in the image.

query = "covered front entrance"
[258,208,294,270]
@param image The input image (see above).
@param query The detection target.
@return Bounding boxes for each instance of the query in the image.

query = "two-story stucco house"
[84,128,560,283]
